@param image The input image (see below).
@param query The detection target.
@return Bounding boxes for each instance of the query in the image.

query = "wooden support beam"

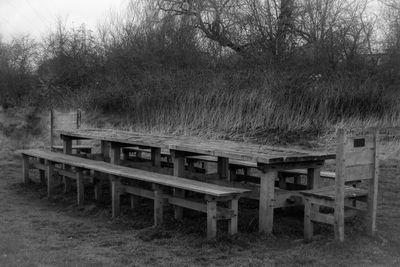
[76,171,84,206]
[171,150,186,220]
[153,185,164,226]
[217,157,229,179]
[151,147,161,167]
[307,167,321,190]
[228,198,238,235]
[207,200,217,240]
[46,164,55,198]
[259,170,276,234]
[39,158,46,185]
[304,198,313,241]
[110,143,121,165]
[22,154,30,184]
[111,175,121,217]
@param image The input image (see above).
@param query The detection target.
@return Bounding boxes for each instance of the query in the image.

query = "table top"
[60,128,335,165]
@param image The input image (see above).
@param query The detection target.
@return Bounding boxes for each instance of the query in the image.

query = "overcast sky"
[0,0,383,42]
[0,0,128,40]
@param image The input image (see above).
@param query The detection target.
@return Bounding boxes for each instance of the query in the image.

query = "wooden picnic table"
[59,128,335,233]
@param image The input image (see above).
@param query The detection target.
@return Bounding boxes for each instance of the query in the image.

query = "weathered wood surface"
[21,149,249,197]
[60,128,335,164]
[300,185,368,200]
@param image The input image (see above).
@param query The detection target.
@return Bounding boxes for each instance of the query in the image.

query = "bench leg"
[366,175,378,236]
[111,176,121,217]
[39,158,46,185]
[130,195,140,209]
[304,198,314,241]
[228,198,238,235]
[64,176,72,193]
[334,203,345,242]
[153,188,164,226]
[278,176,287,189]
[46,164,55,198]
[207,200,217,240]
[173,189,185,220]
[22,155,30,184]
[187,159,196,173]
[76,171,84,206]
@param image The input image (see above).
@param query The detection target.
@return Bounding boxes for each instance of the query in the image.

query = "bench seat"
[21,149,249,239]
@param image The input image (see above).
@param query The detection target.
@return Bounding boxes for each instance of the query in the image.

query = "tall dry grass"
[63,68,400,141]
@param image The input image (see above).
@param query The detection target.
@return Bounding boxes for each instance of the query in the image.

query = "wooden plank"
[311,210,334,225]
[207,200,217,239]
[123,186,155,200]
[168,196,206,213]
[259,170,276,234]
[280,169,336,179]
[76,171,84,206]
[22,154,30,184]
[345,164,374,181]
[345,149,374,166]
[21,149,249,197]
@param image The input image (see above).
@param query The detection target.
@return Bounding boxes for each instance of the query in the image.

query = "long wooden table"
[59,128,335,233]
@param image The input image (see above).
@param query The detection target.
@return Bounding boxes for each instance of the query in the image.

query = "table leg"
[110,143,121,165]
[151,147,161,167]
[62,137,73,193]
[217,157,229,179]
[307,167,321,189]
[259,170,276,234]
[101,141,109,162]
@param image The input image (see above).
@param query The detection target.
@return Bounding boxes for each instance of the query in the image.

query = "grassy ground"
[1,110,400,266]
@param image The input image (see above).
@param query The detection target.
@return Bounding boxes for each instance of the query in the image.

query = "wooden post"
[110,143,121,165]
[39,158,46,185]
[151,147,161,167]
[304,198,313,241]
[101,141,109,162]
[259,169,276,234]
[76,171,84,206]
[228,198,238,235]
[49,109,54,151]
[229,167,237,181]
[22,154,30,184]
[334,128,345,242]
[171,150,185,220]
[46,163,54,198]
[206,199,217,239]
[63,137,73,193]
[217,157,229,179]
[278,175,287,189]
[307,167,321,190]
[111,175,121,217]
[153,185,164,226]
[367,129,379,236]
[130,195,140,209]
[187,159,196,173]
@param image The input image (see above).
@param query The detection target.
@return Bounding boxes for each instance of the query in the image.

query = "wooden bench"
[300,129,379,242]
[21,149,248,239]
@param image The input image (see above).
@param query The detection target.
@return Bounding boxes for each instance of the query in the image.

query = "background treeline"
[1,0,400,137]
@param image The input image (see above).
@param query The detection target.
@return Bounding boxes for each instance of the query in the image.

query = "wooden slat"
[345,149,374,166]
[21,149,249,197]
[345,164,374,181]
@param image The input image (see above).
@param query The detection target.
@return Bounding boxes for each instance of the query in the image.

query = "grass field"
[1,110,400,266]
